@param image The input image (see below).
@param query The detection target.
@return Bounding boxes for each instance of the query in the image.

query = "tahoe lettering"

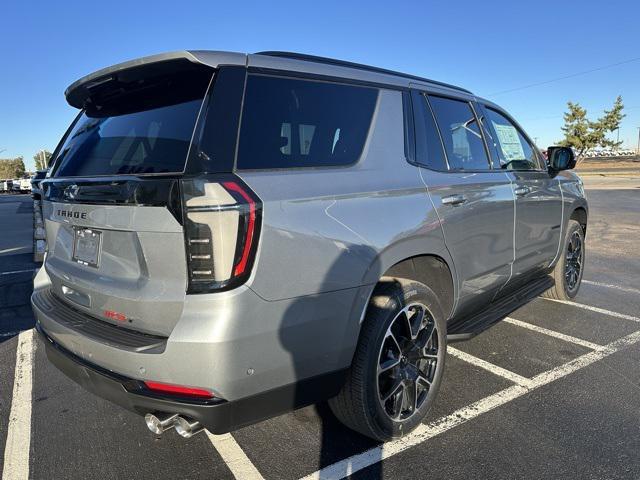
[56,209,87,219]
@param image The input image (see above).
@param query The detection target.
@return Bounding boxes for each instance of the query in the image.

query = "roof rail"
[254,51,472,94]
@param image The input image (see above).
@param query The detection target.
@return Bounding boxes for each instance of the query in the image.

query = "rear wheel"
[543,219,585,300]
[329,278,446,441]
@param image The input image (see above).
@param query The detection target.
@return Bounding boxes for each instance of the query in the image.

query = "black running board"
[446,276,554,342]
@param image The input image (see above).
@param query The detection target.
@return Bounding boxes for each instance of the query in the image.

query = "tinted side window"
[428,96,490,170]
[237,76,378,169]
[484,108,541,170]
[412,92,447,170]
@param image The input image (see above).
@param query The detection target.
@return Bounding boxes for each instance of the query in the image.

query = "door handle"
[441,194,467,206]
[514,185,531,197]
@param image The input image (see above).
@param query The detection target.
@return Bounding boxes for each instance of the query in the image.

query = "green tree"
[559,96,625,161]
[33,150,52,170]
[0,157,26,179]
[596,96,625,150]
[14,157,26,177]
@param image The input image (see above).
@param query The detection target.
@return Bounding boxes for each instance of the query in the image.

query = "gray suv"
[32,51,587,441]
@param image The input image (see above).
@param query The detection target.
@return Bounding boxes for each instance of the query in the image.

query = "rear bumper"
[36,324,346,433]
[36,323,231,432]
[32,260,363,402]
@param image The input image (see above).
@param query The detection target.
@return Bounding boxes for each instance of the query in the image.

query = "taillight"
[181,175,261,293]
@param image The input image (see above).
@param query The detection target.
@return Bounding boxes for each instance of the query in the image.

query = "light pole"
[637,127,640,155]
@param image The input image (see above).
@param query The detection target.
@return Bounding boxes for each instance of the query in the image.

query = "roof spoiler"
[64,50,247,109]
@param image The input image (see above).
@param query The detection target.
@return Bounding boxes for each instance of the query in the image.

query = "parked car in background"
[33,50,587,442]
[19,178,32,193]
[585,148,638,158]
[9,178,32,193]
[0,180,12,192]
[32,170,48,199]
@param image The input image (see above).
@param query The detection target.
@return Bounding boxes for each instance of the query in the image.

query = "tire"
[543,219,585,300]
[329,277,447,441]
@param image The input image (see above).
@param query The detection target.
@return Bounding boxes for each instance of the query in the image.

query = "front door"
[480,105,563,289]
[412,92,515,318]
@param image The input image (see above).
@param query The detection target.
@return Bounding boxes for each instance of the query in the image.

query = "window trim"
[234,72,381,172]
[186,66,245,175]
[405,90,450,172]
[402,91,416,164]
[247,66,409,92]
[479,103,547,172]
[474,104,503,168]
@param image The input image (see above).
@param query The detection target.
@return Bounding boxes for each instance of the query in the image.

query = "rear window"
[52,71,212,177]
[237,75,378,169]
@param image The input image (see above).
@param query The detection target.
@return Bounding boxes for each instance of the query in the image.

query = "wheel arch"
[382,255,455,320]
[341,242,458,373]
[570,206,588,235]
[354,251,456,332]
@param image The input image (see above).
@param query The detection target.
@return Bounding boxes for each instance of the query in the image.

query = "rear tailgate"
[41,179,186,336]
[41,60,215,337]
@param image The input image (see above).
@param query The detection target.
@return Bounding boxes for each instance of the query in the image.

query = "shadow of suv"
[32,50,587,441]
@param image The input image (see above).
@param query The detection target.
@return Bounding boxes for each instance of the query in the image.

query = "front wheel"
[329,278,447,441]
[543,219,585,300]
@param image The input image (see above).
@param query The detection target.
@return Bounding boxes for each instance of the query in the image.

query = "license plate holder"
[72,228,102,268]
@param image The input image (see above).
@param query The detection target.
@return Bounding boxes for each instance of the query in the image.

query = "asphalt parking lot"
[1,177,639,480]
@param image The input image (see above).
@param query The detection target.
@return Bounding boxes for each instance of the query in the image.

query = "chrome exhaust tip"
[145,413,178,435]
[174,416,204,438]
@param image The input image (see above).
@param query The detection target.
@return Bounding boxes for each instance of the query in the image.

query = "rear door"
[479,104,562,288]
[412,91,515,318]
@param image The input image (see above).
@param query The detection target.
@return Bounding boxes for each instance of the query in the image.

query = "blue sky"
[2,0,639,170]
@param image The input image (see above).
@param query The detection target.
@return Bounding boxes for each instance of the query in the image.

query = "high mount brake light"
[181,176,261,293]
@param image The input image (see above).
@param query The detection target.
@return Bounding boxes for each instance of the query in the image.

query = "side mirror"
[547,146,576,171]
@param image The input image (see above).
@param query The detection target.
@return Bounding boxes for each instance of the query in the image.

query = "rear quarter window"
[236,75,378,169]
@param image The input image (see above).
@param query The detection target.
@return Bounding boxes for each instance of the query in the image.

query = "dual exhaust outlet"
[145,413,204,438]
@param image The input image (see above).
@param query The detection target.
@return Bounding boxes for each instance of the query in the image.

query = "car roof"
[65,50,475,108]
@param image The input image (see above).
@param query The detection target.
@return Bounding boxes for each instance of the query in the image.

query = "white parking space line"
[542,298,640,323]
[2,329,35,480]
[531,330,640,383]
[0,332,22,338]
[504,317,605,351]
[0,247,28,255]
[582,279,640,296]
[447,347,532,387]
[206,432,265,480]
[301,329,640,480]
[0,268,38,276]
